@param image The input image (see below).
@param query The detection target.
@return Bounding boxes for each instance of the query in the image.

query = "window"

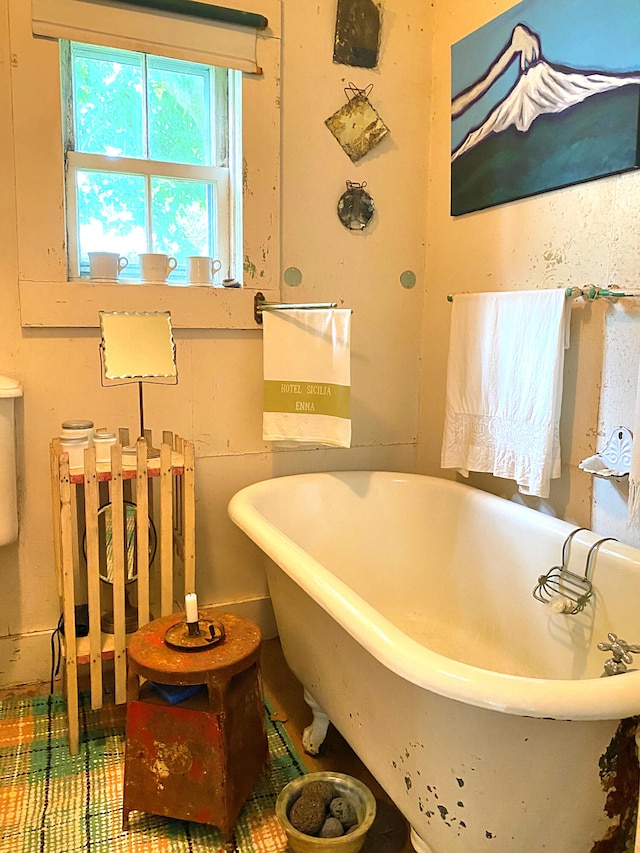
[15,0,281,329]
[62,42,242,285]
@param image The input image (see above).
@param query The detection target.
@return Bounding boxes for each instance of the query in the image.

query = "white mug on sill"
[139,253,178,283]
[88,252,128,281]
[186,256,223,285]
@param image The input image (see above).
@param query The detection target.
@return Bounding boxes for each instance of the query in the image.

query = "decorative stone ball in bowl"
[276,771,376,853]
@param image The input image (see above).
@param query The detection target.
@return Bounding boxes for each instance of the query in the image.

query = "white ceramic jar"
[93,431,117,463]
[60,435,89,468]
[121,445,138,466]
[61,419,94,445]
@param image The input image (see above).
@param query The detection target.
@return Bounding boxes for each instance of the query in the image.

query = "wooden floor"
[0,635,411,853]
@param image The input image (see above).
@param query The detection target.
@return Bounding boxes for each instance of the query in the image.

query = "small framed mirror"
[99,311,177,381]
[98,310,178,449]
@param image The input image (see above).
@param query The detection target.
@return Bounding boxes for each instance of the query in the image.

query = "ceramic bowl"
[275,771,376,853]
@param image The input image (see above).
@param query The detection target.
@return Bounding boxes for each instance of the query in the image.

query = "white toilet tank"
[0,375,23,546]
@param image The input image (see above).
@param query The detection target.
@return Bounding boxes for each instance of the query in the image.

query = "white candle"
[185,593,198,623]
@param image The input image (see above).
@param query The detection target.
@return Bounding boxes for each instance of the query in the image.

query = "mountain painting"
[451,0,640,216]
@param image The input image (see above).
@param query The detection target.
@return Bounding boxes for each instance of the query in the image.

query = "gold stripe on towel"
[264,380,350,419]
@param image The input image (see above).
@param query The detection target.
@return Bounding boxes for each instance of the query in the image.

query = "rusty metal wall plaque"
[325,84,389,162]
[333,0,381,69]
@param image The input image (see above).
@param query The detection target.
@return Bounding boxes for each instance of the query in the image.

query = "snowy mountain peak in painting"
[452,60,640,161]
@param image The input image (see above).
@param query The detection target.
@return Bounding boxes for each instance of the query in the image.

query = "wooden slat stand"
[49,431,196,755]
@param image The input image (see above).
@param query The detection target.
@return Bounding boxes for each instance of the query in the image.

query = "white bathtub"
[228,471,640,853]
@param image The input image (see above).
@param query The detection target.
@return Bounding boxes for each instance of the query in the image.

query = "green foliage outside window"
[68,43,229,279]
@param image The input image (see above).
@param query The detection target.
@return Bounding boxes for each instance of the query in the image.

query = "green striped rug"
[0,691,306,853]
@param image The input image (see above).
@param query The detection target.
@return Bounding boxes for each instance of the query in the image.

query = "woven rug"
[0,691,307,853]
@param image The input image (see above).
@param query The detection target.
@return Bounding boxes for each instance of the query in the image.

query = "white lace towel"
[441,289,570,498]
[628,361,640,527]
[262,308,351,448]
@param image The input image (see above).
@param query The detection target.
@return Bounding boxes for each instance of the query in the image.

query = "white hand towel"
[441,289,570,499]
[262,308,351,448]
[628,363,640,527]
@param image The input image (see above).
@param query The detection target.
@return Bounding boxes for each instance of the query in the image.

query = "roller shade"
[32,0,264,73]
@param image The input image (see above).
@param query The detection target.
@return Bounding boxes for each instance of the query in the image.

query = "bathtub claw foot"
[302,689,330,755]
[409,827,436,853]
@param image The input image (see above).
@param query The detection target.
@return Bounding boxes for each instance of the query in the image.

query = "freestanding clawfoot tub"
[228,471,640,853]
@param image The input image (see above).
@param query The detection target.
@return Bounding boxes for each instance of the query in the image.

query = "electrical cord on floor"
[50,614,64,694]
[49,606,90,693]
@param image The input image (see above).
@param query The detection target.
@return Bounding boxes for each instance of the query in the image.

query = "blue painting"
[451,0,640,215]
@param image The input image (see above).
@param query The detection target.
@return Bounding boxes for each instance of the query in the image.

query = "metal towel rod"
[446,286,640,302]
[254,291,339,324]
[564,286,640,300]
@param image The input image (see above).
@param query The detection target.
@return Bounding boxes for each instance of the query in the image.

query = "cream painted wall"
[0,0,431,686]
[10,0,637,691]
[418,0,640,547]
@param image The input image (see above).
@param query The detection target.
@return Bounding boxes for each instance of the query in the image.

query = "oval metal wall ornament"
[337,181,375,230]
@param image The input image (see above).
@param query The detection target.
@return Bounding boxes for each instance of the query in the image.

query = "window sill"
[19,278,275,329]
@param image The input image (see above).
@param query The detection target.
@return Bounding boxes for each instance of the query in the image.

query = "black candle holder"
[187,619,201,637]
[164,616,226,651]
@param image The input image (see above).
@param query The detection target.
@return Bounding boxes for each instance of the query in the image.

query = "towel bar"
[565,286,640,300]
[254,292,339,324]
[446,287,640,302]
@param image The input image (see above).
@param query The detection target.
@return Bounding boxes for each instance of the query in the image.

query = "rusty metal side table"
[122,610,268,843]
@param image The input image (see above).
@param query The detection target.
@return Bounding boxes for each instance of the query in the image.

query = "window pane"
[151,178,214,276]
[148,65,208,165]
[76,170,147,269]
[72,47,144,158]
[65,43,239,284]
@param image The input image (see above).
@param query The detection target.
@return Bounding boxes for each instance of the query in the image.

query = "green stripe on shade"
[264,380,350,419]
[116,0,268,29]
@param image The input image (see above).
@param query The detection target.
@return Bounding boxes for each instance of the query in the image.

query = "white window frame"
[66,153,232,278]
[11,0,280,330]
[66,153,234,276]
[63,43,237,282]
